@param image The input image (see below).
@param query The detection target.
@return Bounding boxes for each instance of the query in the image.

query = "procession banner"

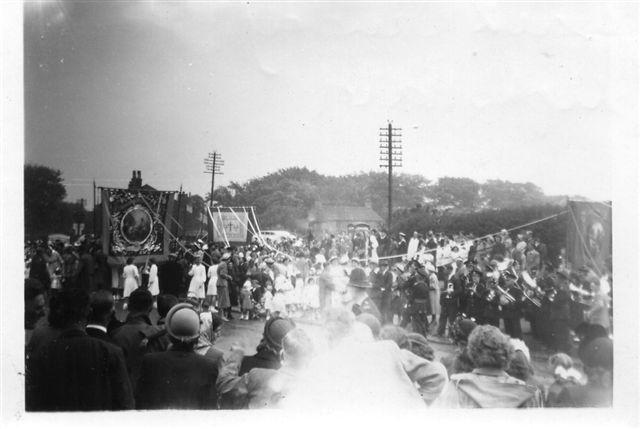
[212,208,250,244]
[566,200,612,273]
[101,188,175,257]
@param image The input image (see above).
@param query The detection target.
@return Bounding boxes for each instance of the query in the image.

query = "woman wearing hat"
[217,253,233,320]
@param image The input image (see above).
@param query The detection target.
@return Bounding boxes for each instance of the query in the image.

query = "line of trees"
[25,164,573,245]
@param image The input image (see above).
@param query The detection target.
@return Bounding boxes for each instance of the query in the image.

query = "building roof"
[309,204,384,223]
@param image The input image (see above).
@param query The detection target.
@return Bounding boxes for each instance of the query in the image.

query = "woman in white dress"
[147,257,160,303]
[188,255,207,308]
[122,257,140,307]
[206,257,219,310]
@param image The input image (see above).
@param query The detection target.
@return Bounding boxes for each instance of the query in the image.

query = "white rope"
[216,206,231,246]
[138,193,210,267]
[242,207,263,245]
[206,206,229,248]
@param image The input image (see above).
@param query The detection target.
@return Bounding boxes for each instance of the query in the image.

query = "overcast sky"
[24,1,636,204]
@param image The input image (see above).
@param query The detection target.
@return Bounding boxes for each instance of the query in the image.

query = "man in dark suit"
[135,304,219,409]
[26,289,134,411]
[377,261,394,323]
[86,290,121,347]
[112,288,160,390]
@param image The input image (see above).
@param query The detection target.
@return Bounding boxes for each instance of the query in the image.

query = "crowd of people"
[24,225,613,410]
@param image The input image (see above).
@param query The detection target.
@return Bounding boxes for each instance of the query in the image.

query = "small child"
[240,279,254,320]
[545,353,583,407]
[304,275,320,320]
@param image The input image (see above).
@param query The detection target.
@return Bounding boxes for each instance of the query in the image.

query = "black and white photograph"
[1,1,638,427]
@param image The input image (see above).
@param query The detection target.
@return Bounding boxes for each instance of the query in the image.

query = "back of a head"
[379,324,409,348]
[157,294,179,319]
[548,352,574,370]
[506,350,534,382]
[89,290,115,324]
[356,313,381,339]
[579,337,613,371]
[406,333,435,361]
[323,307,355,343]
[128,288,153,314]
[51,289,91,329]
[282,328,315,366]
[467,325,514,370]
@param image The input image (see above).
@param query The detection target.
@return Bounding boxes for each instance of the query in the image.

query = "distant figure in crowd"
[147,257,160,303]
[217,328,315,409]
[217,253,233,320]
[158,253,183,297]
[188,254,207,308]
[434,325,542,408]
[135,304,219,409]
[26,289,134,411]
[122,257,140,304]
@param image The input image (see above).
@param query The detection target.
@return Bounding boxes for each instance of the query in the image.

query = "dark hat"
[263,317,296,350]
[347,267,372,289]
[379,260,389,267]
[579,337,613,370]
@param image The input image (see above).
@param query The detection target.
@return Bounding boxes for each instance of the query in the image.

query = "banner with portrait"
[210,208,250,244]
[101,188,175,257]
[566,200,612,274]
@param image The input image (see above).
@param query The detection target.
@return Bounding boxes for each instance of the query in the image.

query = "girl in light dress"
[122,257,140,310]
[304,275,320,320]
[147,257,160,306]
[263,281,274,320]
[188,255,207,309]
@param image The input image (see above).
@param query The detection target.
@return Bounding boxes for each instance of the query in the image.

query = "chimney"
[137,170,142,179]
[132,170,136,179]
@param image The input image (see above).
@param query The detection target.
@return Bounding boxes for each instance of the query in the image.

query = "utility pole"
[379,122,402,230]
[204,151,224,207]
[204,151,224,241]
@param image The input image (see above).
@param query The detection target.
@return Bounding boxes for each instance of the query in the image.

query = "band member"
[548,271,572,353]
[460,269,483,321]
[477,268,501,327]
[501,271,523,339]
[402,261,432,337]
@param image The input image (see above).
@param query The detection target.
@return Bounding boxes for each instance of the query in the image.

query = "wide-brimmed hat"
[347,267,371,289]
[221,252,231,260]
[165,303,200,342]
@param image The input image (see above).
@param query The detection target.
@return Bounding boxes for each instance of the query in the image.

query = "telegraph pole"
[379,122,402,230]
[204,151,224,207]
[204,151,224,241]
